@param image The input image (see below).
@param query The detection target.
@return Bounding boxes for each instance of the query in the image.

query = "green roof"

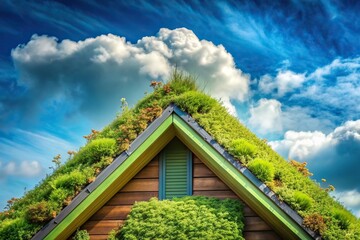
[1,72,359,239]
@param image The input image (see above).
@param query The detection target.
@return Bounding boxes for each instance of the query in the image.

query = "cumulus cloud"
[248,98,334,135]
[0,160,42,178]
[248,99,283,134]
[259,70,306,96]
[270,120,360,192]
[8,28,249,125]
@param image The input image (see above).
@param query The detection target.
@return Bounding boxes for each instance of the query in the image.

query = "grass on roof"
[0,70,359,239]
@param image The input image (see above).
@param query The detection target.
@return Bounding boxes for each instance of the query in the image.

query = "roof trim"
[33,105,175,240]
[33,104,316,239]
[172,111,314,239]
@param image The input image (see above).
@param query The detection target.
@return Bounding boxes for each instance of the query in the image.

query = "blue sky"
[1,0,360,217]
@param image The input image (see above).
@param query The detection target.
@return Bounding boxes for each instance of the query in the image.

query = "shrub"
[248,158,275,182]
[293,191,313,211]
[73,229,90,240]
[0,218,38,240]
[25,201,55,223]
[290,160,313,177]
[72,138,116,165]
[116,196,244,240]
[332,208,355,230]
[175,91,217,114]
[303,213,326,235]
[229,139,258,163]
[51,169,88,190]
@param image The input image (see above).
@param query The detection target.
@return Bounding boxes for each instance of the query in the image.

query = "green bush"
[248,158,275,182]
[51,169,88,190]
[332,208,355,230]
[25,201,55,223]
[73,229,90,240]
[229,139,258,163]
[0,218,38,240]
[71,138,116,165]
[116,196,244,240]
[175,91,217,114]
[293,191,313,211]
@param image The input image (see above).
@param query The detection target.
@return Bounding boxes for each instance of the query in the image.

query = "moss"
[228,138,258,163]
[115,196,244,240]
[247,158,275,182]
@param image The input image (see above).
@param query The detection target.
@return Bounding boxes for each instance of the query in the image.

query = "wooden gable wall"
[81,153,282,240]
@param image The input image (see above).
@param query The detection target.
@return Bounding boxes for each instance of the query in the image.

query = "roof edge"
[32,103,317,239]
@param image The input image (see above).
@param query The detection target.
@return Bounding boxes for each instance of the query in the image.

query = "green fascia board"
[43,116,174,240]
[173,114,312,240]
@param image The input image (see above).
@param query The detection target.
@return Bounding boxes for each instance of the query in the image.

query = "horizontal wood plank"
[193,163,216,177]
[133,165,158,179]
[244,206,257,217]
[147,157,159,166]
[107,191,158,205]
[192,190,239,199]
[243,231,281,240]
[89,235,111,240]
[120,178,158,192]
[193,177,229,191]
[90,205,132,221]
[193,156,202,163]
[82,220,124,235]
[244,217,272,231]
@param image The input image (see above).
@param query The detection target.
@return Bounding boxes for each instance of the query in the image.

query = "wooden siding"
[193,155,282,240]
[81,157,159,240]
[81,153,282,240]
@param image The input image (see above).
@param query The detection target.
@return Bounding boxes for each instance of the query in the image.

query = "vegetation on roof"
[0,70,359,239]
[109,196,244,240]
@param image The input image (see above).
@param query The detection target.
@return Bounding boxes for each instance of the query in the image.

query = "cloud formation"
[0,161,42,178]
[256,57,360,128]
[259,70,306,96]
[270,120,360,192]
[8,28,249,125]
[270,120,360,216]
[248,99,334,135]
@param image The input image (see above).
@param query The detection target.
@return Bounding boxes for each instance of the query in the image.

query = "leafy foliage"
[228,138,258,163]
[290,159,313,177]
[25,201,55,223]
[247,158,275,182]
[115,197,244,240]
[303,213,326,235]
[72,229,90,240]
[292,191,313,212]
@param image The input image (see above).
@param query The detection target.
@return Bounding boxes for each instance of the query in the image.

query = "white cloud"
[258,70,306,96]
[10,28,250,122]
[248,99,283,134]
[0,160,42,178]
[248,99,334,135]
[269,120,360,192]
[269,130,330,161]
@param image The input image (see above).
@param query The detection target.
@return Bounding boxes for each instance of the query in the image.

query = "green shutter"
[160,138,192,199]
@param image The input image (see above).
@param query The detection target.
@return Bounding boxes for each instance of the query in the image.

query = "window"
[159,137,192,199]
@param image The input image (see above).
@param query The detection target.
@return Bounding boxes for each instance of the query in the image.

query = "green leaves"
[117,197,244,240]
[247,158,275,182]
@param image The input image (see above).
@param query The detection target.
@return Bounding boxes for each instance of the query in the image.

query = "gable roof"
[32,104,316,240]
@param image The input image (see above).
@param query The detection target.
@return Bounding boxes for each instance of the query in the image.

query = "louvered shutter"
[160,138,192,199]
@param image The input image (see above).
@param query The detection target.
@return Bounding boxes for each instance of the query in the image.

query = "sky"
[0,0,360,217]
